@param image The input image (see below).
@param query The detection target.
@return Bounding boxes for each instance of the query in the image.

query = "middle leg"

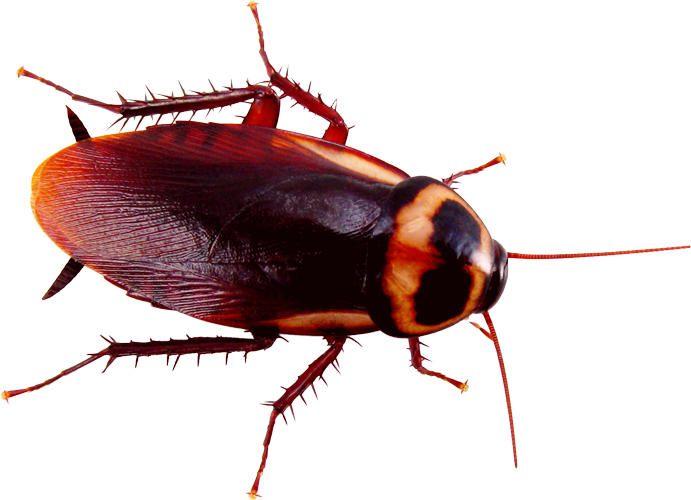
[248,2,349,144]
[249,336,346,499]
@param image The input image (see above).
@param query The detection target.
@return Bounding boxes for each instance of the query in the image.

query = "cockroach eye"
[474,240,509,314]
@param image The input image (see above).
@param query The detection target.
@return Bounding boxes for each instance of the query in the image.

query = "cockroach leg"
[248,2,349,144]
[242,86,280,128]
[408,337,469,392]
[1,335,276,402]
[249,336,346,499]
[17,66,279,130]
[18,3,344,138]
[17,67,121,114]
[443,153,507,186]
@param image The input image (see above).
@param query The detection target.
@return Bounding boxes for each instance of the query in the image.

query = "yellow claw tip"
[2,391,9,402]
[499,153,507,164]
[17,66,25,77]
[247,1,257,8]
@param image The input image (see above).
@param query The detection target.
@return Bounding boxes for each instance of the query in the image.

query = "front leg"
[408,337,469,392]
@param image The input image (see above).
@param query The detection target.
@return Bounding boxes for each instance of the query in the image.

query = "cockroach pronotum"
[3,3,688,496]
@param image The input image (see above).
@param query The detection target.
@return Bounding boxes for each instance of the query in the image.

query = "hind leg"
[2,332,277,401]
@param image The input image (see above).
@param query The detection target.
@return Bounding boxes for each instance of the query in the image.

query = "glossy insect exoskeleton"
[4,3,688,500]
[28,121,507,339]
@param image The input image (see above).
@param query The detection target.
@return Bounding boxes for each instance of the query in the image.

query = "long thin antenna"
[508,245,688,260]
[470,312,517,468]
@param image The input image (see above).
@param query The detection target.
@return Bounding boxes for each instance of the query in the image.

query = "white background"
[1,1,689,499]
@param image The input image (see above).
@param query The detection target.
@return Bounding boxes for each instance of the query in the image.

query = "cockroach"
[3,3,689,496]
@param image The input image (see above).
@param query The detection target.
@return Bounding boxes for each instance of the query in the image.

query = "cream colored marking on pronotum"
[383,183,493,335]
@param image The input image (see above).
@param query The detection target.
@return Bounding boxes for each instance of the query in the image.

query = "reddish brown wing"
[32,123,408,333]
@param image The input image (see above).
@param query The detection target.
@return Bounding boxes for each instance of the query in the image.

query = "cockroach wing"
[32,122,408,334]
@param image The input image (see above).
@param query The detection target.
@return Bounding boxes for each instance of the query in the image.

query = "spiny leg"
[18,2,341,135]
[2,334,276,402]
[249,336,346,499]
[248,2,349,144]
[410,323,517,468]
[443,153,506,186]
[408,337,469,392]
[17,66,279,130]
